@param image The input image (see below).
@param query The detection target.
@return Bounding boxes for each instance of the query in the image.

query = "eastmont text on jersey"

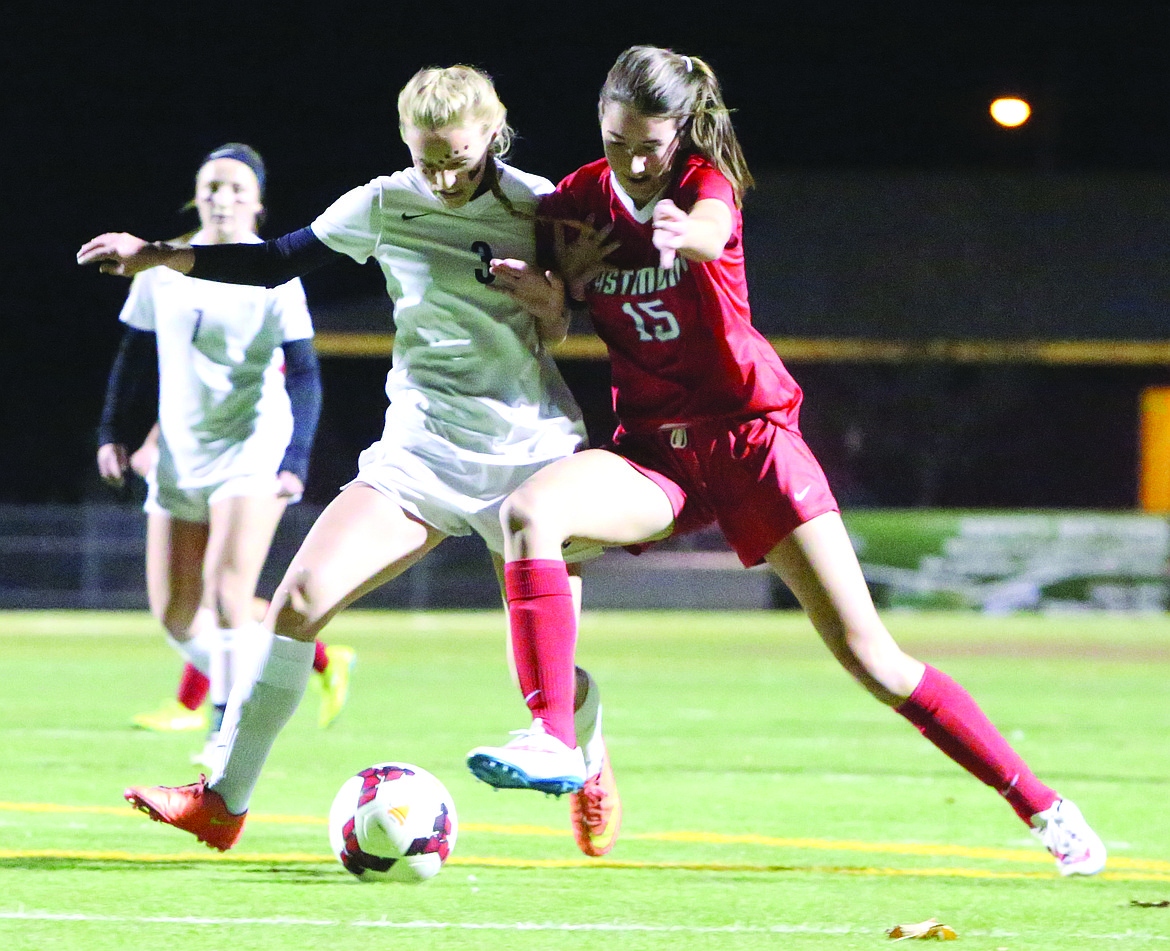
[589,257,689,296]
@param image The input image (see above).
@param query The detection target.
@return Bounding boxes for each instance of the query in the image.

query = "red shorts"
[611,415,839,567]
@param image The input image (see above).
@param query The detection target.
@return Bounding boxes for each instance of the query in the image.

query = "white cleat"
[1031,798,1107,876]
[467,720,585,795]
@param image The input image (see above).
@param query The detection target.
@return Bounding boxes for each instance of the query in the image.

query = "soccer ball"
[327,762,458,883]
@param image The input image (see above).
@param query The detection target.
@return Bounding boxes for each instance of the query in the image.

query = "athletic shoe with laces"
[466,720,586,795]
[1030,798,1106,876]
[124,775,245,852]
[313,644,356,728]
[569,746,622,856]
[130,698,207,733]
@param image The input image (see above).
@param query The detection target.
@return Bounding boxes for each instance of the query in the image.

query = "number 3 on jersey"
[471,241,494,286]
[622,299,680,341]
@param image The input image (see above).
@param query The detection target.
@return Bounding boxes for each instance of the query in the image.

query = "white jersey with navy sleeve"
[119,238,314,488]
[309,161,585,472]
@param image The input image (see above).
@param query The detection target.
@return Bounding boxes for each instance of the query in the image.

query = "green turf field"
[1,608,1167,950]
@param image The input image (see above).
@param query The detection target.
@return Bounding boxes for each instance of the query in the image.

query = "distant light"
[990,97,1031,128]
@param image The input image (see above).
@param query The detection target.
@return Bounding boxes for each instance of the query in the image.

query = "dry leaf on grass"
[886,918,959,941]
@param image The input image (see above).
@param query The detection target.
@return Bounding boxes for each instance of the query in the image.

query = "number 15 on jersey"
[622,299,680,342]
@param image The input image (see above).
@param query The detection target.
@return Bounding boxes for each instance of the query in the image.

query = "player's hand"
[96,443,129,488]
[129,424,160,478]
[489,258,562,315]
[129,440,158,479]
[651,199,690,270]
[76,233,193,277]
[76,233,151,275]
[553,216,619,301]
[276,470,304,499]
[489,259,571,344]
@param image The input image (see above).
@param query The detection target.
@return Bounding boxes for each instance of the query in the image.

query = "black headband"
[201,143,266,198]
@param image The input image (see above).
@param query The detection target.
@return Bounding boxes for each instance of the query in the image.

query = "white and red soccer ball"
[328,762,458,882]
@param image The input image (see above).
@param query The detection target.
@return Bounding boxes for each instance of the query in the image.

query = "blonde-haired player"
[80,66,620,857]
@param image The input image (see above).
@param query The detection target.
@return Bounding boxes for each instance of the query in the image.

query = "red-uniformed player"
[469,44,1105,878]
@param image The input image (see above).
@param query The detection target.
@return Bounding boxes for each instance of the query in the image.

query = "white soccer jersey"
[119,242,314,488]
[309,161,585,483]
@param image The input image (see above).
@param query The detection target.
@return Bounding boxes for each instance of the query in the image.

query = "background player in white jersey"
[96,144,354,767]
[79,66,620,857]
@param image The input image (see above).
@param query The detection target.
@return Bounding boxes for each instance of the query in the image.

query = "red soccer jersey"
[540,153,803,436]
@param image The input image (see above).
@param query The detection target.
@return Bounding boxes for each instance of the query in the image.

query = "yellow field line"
[2,849,1168,882]
[3,800,1167,876]
[312,332,1170,365]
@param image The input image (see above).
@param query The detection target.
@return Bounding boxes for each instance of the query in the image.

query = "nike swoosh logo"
[593,809,620,840]
[401,212,430,220]
[794,485,811,502]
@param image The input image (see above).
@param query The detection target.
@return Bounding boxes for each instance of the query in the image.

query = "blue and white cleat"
[467,720,585,796]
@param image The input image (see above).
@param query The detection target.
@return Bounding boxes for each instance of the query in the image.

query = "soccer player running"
[78,66,620,857]
[95,143,353,769]
[467,45,1106,877]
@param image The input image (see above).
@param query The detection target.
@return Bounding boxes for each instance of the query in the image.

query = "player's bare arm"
[651,197,733,268]
[76,233,196,277]
[488,258,571,344]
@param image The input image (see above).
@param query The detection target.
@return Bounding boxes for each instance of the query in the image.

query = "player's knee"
[500,484,554,538]
[205,583,253,630]
[271,570,316,640]
[840,626,921,703]
[155,600,199,640]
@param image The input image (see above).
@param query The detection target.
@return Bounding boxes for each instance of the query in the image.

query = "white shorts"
[145,471,293,523]
[349,439,599,560]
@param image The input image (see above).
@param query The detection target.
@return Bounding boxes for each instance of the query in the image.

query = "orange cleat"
[124,775,245,852]
[569,748,622,857]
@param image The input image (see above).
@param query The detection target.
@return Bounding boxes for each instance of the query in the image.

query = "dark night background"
[6,1,1170,509]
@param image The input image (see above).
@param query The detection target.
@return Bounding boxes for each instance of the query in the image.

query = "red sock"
[897,664,1058,823]
[504,559,577,747]
[176,663,209,711]
[312,640,328,673]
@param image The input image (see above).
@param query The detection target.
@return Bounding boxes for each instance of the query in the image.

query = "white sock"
[166,621,222,676]
[574,667,606,777]
[208,627,235,712]
[209,626,313,815]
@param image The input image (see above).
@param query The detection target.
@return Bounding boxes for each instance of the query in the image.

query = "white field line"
[0,910,849,934]
[1,910,1168,942]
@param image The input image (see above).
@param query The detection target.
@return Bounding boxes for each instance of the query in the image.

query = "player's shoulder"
[541,159,608,215]
[314,172,433,235]
[378,169,420,194]
[370,169,454,217]
[494,161,556,213]
[674,153,737,210]
[496,161,555,196]
[330,172,421,207]
[677,152,727,186]
[560,157,609,189]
